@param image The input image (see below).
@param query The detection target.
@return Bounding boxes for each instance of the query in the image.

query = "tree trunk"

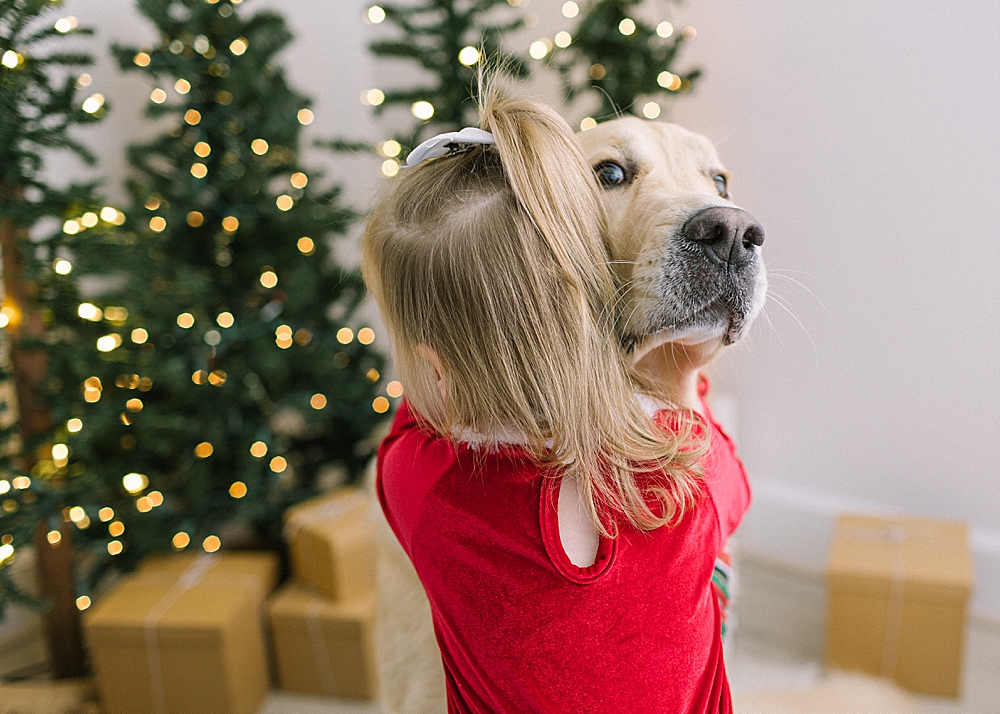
[0,210,85,677]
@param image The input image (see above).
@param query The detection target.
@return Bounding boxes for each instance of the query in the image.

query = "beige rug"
[735,672,925,714]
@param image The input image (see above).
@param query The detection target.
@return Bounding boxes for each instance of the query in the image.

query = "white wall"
[47,0,1000,617]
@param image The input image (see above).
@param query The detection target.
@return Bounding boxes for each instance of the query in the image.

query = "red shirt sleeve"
[697,376,752,543]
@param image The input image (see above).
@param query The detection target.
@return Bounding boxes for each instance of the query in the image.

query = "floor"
[261,626,1000,714]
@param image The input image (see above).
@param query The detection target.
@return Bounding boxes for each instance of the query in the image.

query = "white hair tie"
[403,127,495,168]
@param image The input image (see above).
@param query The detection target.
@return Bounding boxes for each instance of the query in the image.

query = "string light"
[177,312,195,328]
[657,21,674,38]
[208,369,226,385]
[618,18,636,35]
[290,172,308,189]
[380,140,401,157]
[562,1,578,17]
[373,397,390,414]
[0,544,13,564]
[108,540,123,555]
[184,109,202,125]
[53,444,70,467]
[194,442,214,458]
[216,90,232,104]
[54,259,73,275]
[336,327,354,344]
[68,505,85,522]
[82,94,105,114]
[145,196,161,210]
[366,368,380,382]
[202,535,221,553]
[122,472,148,494]
[187,211,204,226]
[100,206,117,222]
[62,219,80,235]
[99,507,114,522]
[193,35,211,54]
[269,456,287,473]
[131,328,148,343]
[580,117,597,131]
[458,46,480,66]
[12,476,30,490]
[366,5,386,23]
[84,376,103,403]
[260,270,278,288]
[381,159,399,177]
[194,141,211,157]
[172,532,190,550]
[47,530,62,545]
[1,51,22,70]
[229,37,248,55]
[77,73,92,87]
[191,163,208,178]
[149,216,166,232]
[222,216,239,232]
[96,334,123,352]
[555,31,572,48]
[362,89,385,106]
[310,393,327,409]
[126,398,143,412]
[357,327,375,344]
[150,88,167,103]
[81,211,98,227]
[169,39,184,54]
[108,521,125,537]
[297,237,315,254]
[251,138,269,155]
[174,78,191,94]
[148,491,163,507]
[67,418,83,433]
[134,52,151,66]
[276,195,293,210]
[643,102,661,119]
[294,328,312,345]
[76,595,91,611]
[229,481,247,498]
[528,41,548,60]
[192,370,208,384]
[250,441,267,458]
[297,108,314,125]
[589,64,606,79]
[657,72,682,91]
[411,101,434,120]
[217,312,234,328]
[387,381,404,398]
[681,25,697,40]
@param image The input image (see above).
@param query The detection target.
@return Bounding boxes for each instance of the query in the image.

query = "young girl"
[362,87,750,713]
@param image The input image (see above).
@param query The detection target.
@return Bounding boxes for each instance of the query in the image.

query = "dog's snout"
[683,207,764,268]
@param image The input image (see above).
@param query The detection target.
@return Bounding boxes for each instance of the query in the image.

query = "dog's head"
[578,117,767,360]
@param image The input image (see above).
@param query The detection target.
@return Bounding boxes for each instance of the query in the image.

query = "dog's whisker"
[766,294,817,356]
[767,273,829,315]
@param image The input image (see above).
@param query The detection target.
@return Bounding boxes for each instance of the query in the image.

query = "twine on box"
[143,553,219,714]
[282,491,367,541]
[304,596,338,695]
[838,520,944,678]
[140,555,267,714]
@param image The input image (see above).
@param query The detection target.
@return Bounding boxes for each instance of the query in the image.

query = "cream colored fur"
[370,117,759,713]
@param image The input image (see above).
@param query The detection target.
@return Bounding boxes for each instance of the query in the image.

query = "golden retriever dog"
[371,117,766,714]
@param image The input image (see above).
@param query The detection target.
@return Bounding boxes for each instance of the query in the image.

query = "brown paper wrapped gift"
[825,513,973,697]
[268,583,377,699]
[139,550,280,591]
[284,487,374,600]
[84,552,277,714]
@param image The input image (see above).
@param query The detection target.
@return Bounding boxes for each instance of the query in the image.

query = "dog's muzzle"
[683,206,764,269]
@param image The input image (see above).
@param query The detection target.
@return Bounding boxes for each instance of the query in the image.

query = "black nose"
[683,206,764,268]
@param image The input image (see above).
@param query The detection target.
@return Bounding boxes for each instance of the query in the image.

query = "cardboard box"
[268,583,377,699]
[139,551,280,592]
[825,514,973,697]
[284,487,374,600]
[84,552,277,714]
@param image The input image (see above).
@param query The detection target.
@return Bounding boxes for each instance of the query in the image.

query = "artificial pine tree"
[32,0,386,608]
[553,0,701,121]
[365,0,528,155]
[0,0,126,676]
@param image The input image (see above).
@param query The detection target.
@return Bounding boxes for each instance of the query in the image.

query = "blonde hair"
[361,84,704,535]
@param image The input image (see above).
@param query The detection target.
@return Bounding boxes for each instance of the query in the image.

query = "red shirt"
[377,381,750,713]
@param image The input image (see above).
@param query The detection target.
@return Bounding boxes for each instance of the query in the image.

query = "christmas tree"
[0,0,126,675]
[48,0,388,583]
[551,0,701,123]
[363,0,528,169]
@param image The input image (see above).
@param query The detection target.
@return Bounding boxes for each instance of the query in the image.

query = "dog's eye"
[713,174,729,199]
[594,161,628,188]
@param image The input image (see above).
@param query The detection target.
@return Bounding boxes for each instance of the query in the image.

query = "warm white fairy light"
[619,18,636,36]
[580,117,597,131]
[1,51,21,69]
[458,46,480,66]
[555,31,572,48]
[54,259,72,275]
[122,472,148,494]
[82,93,105,114]
[362,89,385,106]
[174,78,191,94]
[229,37,248,55]
[367,5,386,23]
[657,21,674,38]
[643,102,661,119]
[528,40,549,60]
[54,16,78,33]
[150,88,167,103]
[562,1,578,17]
[297,108,314,125]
